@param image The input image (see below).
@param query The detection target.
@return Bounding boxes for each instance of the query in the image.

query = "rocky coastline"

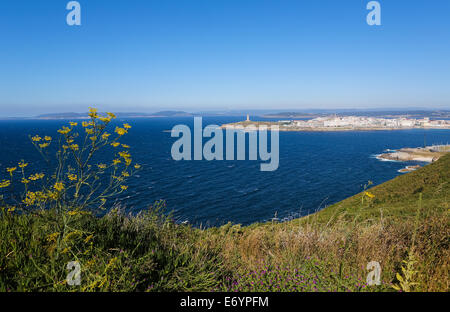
[376,145,450,163]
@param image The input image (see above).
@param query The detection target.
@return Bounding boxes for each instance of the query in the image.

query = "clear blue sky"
[0,0,449,116]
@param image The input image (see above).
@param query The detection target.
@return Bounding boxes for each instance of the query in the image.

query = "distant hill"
[36,111,193,119]
[263,112,322,118]
[148,111,194,117]
[36,112,89,119]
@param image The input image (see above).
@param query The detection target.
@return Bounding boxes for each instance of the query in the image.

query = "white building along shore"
[284,116,450,129]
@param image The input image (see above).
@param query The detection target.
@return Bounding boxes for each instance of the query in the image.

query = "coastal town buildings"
[285,116,450,129]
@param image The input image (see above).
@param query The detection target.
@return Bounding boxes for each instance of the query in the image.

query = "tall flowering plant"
[1,107,140,215]
[0,108,144,290]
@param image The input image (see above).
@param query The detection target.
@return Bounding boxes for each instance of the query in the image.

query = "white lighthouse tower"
[246,114,250,121]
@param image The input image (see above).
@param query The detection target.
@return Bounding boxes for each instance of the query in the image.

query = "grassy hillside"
[206,154,450,292]
[1,156,448,292]
[301,153,450,224]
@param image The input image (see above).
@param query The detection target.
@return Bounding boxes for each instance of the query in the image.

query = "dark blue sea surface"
[0,117,449,226]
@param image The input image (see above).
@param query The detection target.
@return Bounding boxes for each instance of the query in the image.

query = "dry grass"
[203,212,449,291]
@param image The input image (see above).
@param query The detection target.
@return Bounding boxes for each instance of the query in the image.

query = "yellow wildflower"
[31,135,42,142]
[88,107,98,118]
[44,136,52,141]
[121,171,130,177]
[134,164,141,169]
[102,132,111,140]
[85,128,94,135]
[68,174,77,181]
[120,185,128,191]
[54,182,65,192]
[90,136,97,142]
[69,122,78,127]
[7,206,15,213]
[119,151,131,159]
[29,173,45,181]
[365,191,375,199]
[39,143,50,148]
[113,159,121,165]
[0,180,11,188]
[123,123,131,129]
[97,163,107,169]
[21,178,29,184]
[115,127,127,136]
[57,126,71,135]
[121,144,130,149]
[111,142,120,147]
[18,161,28,168]
[47,232,60,242]
[70,144,79,151]
[23,191,37,205]
[99,116,111,123]
[7,167,17,175]
[107,112,116,119]
[46,190,58,201]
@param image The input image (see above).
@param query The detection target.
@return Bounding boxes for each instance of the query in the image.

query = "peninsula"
[221,115,450,131]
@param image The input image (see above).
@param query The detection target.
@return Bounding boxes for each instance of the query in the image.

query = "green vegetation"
[0,110,448,292]
[227,154,449,292]
[0,203,225,291]
[309,152,449,223]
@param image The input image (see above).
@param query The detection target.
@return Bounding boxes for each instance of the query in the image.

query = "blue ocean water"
[0,117,449,226]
